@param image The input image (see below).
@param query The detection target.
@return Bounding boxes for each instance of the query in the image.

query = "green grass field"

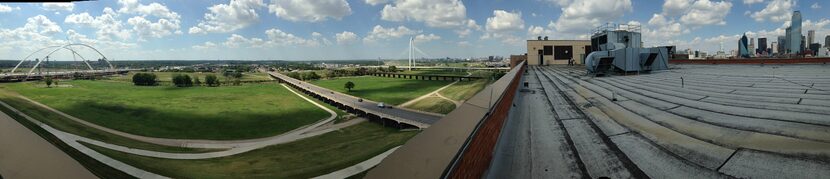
[404,96,456,114]
[310,76,451,105]
[0,89,220,153]
[2,80,329,140]
[85,122,417,178]
[112,71,272,82]
[439,80,490,101]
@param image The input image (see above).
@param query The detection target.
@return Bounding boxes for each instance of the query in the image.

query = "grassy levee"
[85,122,418,178]
[0,90,134,178]
[439,79,490,101]
[0,88,218,153]
[4,80,328,140]
[404,97,456,114]
[310,76,451,105]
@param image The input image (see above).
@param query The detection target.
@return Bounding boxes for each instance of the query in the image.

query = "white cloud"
[224,34,256,48]
[127,16,179,40]
[193,41,218,49]
[457,41,470,47]
[663,0,693,17]
[0,15,68,52]
[26,15,62,34]
[482,10,525,44]
[365,0,389,6]
[750,0,794,22]
[413,33,441,43]
[42,3,74,11]
[527,25,553,37]
[65,8,132,40]
[380,0,469,28]
[379,0,478,37]
[679,0,732,27]
[0,4,17,12]
[268,0,352,22]
[743,0,764,5]
[363,25,420,43]
[265,28,319,46]
[190,0,265,34]
[335,31,358,44]
[65,29,137,49]
[116,0,182,39]
[486,10,524,33]
[550,0,632,35]
[223,28,323,48]
[117,0,179,20]
[811,3,821,9]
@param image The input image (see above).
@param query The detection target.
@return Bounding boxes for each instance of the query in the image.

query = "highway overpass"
[268,71,443,129]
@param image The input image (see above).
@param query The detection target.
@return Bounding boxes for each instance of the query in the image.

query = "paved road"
[269,71,443,128]
[0,108,96,179]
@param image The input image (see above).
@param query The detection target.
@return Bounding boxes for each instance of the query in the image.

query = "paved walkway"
[313,147,400,179]
[0,108,97,179]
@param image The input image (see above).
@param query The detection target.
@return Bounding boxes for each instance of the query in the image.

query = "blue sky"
[0,0,827,61]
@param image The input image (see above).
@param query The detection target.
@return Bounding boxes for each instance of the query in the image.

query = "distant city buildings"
[807,30,815,46]
[738,34,750,58]
[826,35,830,48]
[784,11,802,54]
[757,38,768,56]
[771,42,778,54]
[749,38,755,57]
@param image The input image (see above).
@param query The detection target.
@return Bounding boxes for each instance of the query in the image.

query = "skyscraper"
[825,35,829,48]
[738,34,750,58]
[749,38,755,57]
[771,42,778,54]
[758,38,767,55]
[807,30,815,46]
[785,11,802,54]
[778,36,786,54]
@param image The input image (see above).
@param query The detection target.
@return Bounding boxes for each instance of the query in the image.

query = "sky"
[0,0,828,61]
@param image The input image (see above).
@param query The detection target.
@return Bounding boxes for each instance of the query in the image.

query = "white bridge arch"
[11,43,114,75]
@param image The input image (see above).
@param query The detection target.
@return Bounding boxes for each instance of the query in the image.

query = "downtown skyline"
[0,0,828,61]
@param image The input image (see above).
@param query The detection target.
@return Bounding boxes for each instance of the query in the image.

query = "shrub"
[172,74,193,87]
[205,74,219,87]
[132,73,158,86]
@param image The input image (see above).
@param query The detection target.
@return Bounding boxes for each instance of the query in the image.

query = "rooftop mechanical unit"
[585,23,670,76]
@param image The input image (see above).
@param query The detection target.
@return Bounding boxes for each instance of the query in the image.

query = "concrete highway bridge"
[0,70,130,82]
[368,63,830,178]
[364,65,510,71]
[268,71,443,129]
[370,72,483,81]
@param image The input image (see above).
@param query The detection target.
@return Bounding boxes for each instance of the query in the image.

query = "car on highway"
[377,102,386,108]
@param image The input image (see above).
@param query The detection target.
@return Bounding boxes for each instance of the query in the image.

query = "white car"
[377,102,386,108]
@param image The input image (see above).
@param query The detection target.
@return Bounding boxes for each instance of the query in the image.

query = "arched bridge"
[2,44,129,82]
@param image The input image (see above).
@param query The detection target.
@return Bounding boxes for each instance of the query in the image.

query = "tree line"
[132,73,221,87]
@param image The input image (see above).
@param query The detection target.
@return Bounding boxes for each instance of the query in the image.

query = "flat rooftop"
[489,64,830,178]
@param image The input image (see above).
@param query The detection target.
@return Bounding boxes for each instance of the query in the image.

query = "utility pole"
[409,36,413,71]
